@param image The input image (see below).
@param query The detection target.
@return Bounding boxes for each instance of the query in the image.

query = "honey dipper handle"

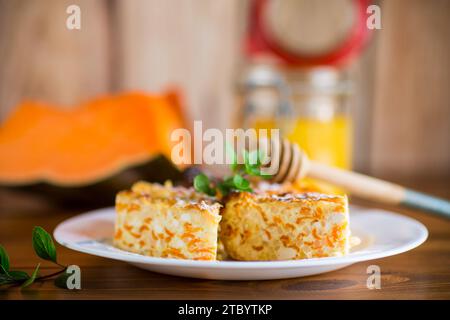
[308,162,450,219]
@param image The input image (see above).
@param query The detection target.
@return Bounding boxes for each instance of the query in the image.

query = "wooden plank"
[371,0,450,177]
[115,0,243,132]
[0,0,111,120]
[349,36,378,173]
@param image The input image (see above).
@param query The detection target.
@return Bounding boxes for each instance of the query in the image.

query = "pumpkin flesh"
[0,92,185,186]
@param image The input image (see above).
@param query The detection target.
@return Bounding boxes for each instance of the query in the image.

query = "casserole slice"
[115,181,222,260]
[220,191,350,260]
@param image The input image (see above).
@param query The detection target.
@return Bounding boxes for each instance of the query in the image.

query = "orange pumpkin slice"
[0,91,185,186]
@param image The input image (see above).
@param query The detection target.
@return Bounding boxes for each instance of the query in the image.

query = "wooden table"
[1,178,449,300]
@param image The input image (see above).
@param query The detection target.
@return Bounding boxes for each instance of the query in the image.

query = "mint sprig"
[194,146,272,196]
[0,227,70,289]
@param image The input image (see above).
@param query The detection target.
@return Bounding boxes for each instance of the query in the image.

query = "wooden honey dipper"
[264,139,450,219]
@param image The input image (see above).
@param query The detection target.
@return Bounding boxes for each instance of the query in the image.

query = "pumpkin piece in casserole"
[114,181,221,260]
[220,191,350,261]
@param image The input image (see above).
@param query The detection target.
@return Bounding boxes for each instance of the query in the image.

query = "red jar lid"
[245,0,372,67]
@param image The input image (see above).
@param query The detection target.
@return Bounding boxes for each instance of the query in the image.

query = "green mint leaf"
[0,267,30,286]
[193,174,216,196]
[32,226,57,263]
[217,177,235,196]
[0,264,9,276]
[21,263,40,289]
[243,149,260,176]
[241,186,253,192]
[222,176,235,187]
[216,183,230,196]
[8,270,30,282]
[232,175,253,192]
[217,176,236,196]
[245,164,260,176]
[0,273,15,285]
[0,245,10,272]
[233,174,250,190]
[243,149,273,179]
[54,270,70,289]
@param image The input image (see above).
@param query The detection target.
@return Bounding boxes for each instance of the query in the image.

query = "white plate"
[54,206,428,280]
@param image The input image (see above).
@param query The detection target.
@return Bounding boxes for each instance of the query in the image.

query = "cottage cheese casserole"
[114,181,222,261]
[220,191,350,261]
[114,181,353,261]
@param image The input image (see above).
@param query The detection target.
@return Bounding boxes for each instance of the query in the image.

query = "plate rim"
[54,206,428,269]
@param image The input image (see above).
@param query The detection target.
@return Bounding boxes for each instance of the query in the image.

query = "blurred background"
[0,0,449,206]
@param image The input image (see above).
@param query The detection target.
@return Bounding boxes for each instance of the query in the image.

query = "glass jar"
[237,65,352,192]
[283,67,353,170]
[237,64,292,138]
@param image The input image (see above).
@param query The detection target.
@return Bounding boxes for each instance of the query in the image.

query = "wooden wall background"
[0,0,448,178]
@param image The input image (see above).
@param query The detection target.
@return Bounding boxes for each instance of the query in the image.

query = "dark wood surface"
[0,178,449,300]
